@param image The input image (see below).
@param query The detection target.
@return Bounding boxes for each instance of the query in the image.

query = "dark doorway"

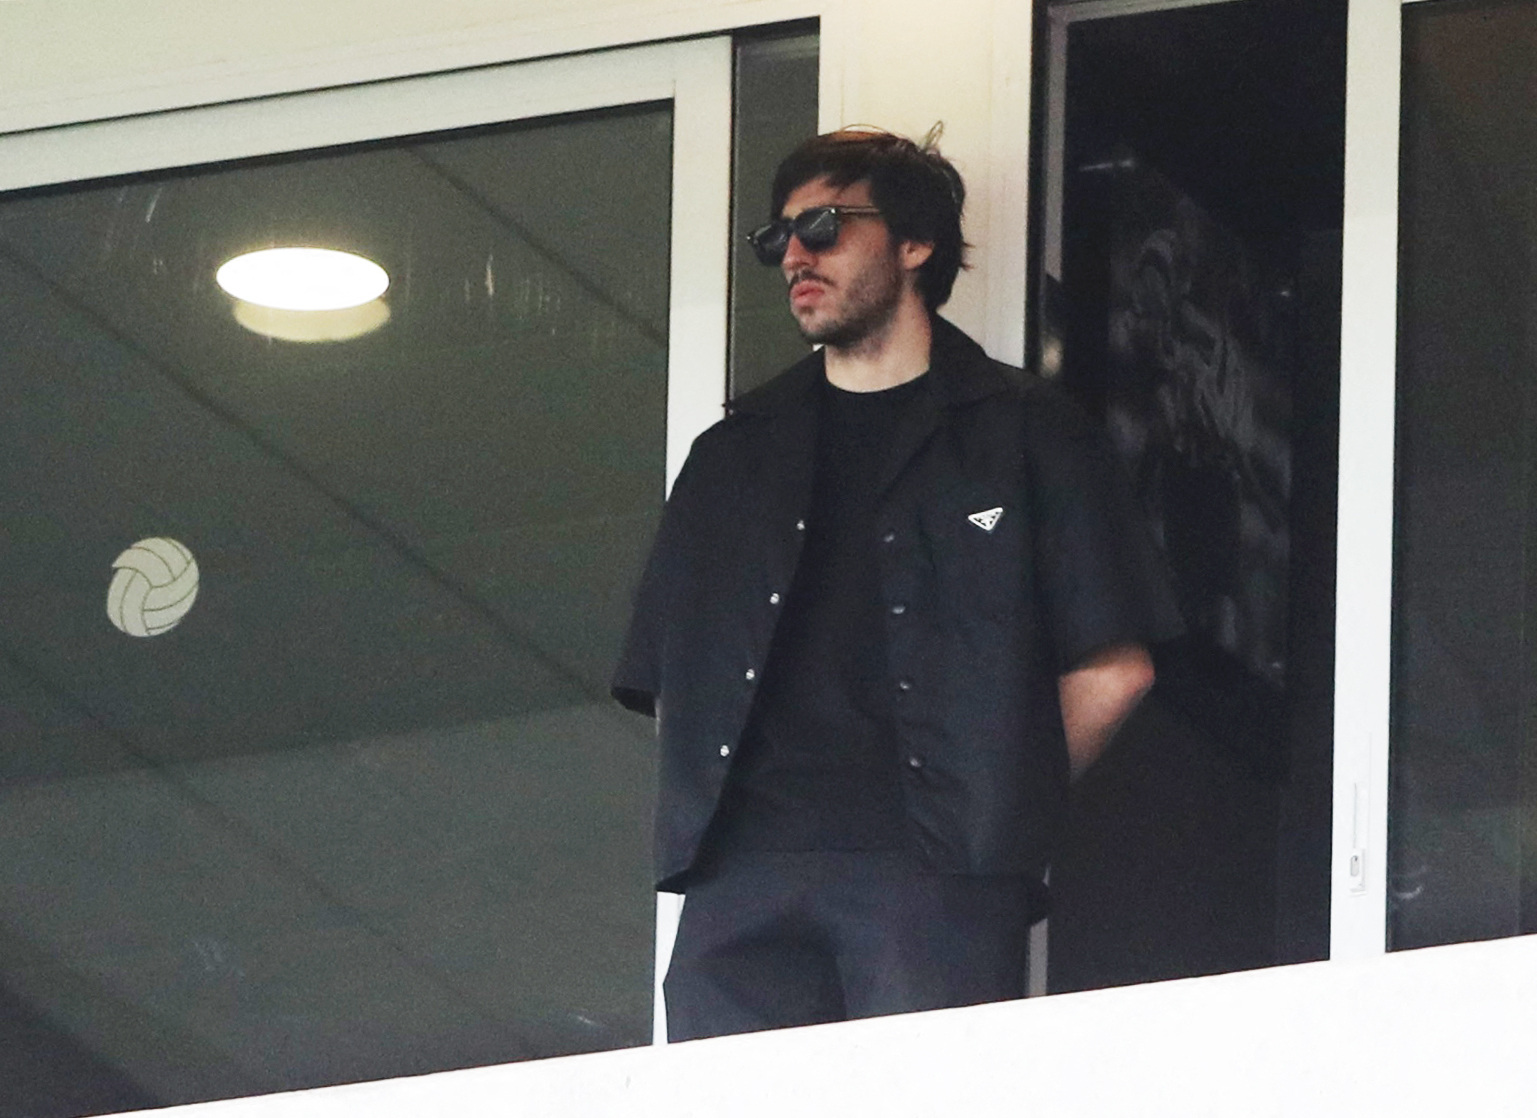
[1033,0,1346,991]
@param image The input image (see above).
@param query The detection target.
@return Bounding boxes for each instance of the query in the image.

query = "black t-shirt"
[707,374,927,853]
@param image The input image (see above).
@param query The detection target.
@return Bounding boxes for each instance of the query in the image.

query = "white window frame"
[0,30,732,1098]
[1330,0,1405,960]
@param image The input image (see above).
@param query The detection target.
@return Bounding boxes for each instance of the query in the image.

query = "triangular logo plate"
[967,506,1004,532]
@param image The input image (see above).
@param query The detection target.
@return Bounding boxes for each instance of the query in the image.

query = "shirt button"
[719,744,732,758]
[881,530,897,545]
[906,755,925,770]
[795,518,806,532]
[896,678,913,693]
[889,602,907,616]
[745,668,756,681]
[769,592,781,605]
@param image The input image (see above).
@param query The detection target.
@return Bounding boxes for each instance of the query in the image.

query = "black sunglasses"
[746,205,884,266]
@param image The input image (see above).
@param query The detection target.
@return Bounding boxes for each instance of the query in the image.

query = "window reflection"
[0,103,671,1108]
[1041,0,1345,988]
[1391,0,1537,951]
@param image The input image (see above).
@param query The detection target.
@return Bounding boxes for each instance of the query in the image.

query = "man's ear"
[900,240,935,272]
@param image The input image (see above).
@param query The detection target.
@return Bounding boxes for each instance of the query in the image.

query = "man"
[613,127,1182,1041]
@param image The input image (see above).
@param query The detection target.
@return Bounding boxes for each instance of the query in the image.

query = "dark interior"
[1041,0,1347,990]
[1392,0,1537,950]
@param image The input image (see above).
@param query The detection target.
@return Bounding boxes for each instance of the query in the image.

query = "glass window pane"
[1039,0,1346,988]
[1391,0,1537,950]
[0,102,671,1110]
[728,28,819,398]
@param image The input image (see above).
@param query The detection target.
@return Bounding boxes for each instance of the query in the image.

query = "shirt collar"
[728,315,1013,418]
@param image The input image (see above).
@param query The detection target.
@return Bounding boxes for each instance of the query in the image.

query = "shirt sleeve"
[611,548,665,717]
[611,438,706,717]
[1021,382,1185,672]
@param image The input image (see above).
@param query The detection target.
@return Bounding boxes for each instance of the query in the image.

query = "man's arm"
[1058,643,1155,781]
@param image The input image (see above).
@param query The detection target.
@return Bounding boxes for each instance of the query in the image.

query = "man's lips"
[789,275,829,307]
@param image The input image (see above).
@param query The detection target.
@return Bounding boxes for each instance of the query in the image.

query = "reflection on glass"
[0,102,671,1110]
[216,247,390,310]
[729,29,819,398]
[1392,0,1537,950]
[231,297,391,343]
[1041,0,1344,987]
[106,536,201,637]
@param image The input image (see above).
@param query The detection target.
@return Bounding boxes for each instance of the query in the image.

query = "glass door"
[1033,0,1347,989]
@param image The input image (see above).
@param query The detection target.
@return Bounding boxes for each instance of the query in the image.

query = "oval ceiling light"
[216,247,389,311]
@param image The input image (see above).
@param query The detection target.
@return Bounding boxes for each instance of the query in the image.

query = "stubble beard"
[791,249,906,351]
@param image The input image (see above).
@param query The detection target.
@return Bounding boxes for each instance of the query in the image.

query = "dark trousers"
[663,850,1041,1042]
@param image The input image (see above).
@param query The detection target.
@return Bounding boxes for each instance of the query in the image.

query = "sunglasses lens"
[794,207,840,252]
[749,221,791,265]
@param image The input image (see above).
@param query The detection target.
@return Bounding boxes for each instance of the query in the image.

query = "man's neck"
[823,298,933,393]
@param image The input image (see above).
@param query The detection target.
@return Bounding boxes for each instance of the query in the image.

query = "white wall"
[0,0,1032,363]
[128,931,1537,1118]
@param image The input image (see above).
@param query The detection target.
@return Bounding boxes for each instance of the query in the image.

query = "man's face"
[778,177,917,348]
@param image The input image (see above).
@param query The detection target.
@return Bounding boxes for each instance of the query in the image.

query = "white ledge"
[132,933,1537,1118]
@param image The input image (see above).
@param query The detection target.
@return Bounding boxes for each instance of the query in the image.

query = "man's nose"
[781,230,814,274]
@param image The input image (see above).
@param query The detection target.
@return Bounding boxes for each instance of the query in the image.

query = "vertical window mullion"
[1330,0,1403,960]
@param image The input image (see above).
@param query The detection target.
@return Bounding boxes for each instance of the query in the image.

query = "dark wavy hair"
[769,125,969,311]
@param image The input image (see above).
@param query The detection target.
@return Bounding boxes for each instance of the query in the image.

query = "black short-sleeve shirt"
[614,317,1182,891]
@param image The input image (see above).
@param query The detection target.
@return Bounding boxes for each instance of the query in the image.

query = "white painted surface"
[0,0,819,135]
[820,0,1031,356]
[121,931,1537,1117]
[654,892,685,1045]
[662,38,733,492]
[981,0,1033,367]
[1330,0,1402,961]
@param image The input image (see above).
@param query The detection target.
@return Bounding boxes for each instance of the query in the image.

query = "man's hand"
[1058,643,1155,781]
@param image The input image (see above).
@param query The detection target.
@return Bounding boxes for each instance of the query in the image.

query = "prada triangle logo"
[967,506,1004,532]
